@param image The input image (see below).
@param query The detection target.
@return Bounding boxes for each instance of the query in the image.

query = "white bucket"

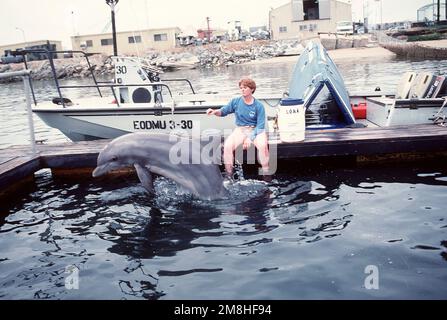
[277,98,306,143]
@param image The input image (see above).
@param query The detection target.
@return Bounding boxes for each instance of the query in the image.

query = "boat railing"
[0,70,36,154]
[57,83,174,108]
[160,78,196,94]
[13,49,183,108]
[13,49,103,106]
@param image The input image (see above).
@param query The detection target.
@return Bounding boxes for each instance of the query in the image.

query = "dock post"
[22,74,37,155]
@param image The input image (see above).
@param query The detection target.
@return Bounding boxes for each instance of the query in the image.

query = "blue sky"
[0,0,435,49]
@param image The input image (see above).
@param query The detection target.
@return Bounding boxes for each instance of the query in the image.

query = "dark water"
[1,55,447,299]
[1,163,447,299]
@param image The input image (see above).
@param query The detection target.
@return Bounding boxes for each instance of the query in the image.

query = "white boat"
[28,53,283,141]
[19,42,447,142]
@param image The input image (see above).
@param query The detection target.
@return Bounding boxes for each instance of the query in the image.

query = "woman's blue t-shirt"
[219,97,266,141]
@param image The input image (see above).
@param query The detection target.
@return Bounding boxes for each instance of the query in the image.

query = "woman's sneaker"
[223,173,234,188]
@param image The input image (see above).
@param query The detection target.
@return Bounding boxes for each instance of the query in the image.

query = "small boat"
[17,42,447,142]
[24,52,282,141]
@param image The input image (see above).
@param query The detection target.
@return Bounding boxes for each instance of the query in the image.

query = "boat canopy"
[288,40,356,125]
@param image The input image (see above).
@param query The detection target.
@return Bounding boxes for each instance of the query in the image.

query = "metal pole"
[206,17,211,43]
[23,75,37,155]
[0,71,36,148]
[433,0,435,22]
[106,0,119,56]
[23,53,37,105]
[111,8,118,55]
[47,50,65,107]
[364,0,369,33]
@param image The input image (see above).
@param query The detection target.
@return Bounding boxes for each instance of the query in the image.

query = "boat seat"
[395,72,416,99]
[52,97,73,106]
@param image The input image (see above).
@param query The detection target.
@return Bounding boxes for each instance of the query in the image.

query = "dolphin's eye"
[111,156,118,161]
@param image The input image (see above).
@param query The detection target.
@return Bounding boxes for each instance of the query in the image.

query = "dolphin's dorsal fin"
[134,163,154,193]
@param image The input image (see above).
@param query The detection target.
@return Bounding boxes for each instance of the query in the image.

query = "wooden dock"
[2,124,447,197]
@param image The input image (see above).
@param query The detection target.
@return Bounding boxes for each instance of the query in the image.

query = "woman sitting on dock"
[206,77,270,179]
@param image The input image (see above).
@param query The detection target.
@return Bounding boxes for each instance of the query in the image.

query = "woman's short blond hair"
[238,78,256,93]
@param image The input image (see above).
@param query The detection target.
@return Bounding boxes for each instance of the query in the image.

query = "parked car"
[336,21,354,35]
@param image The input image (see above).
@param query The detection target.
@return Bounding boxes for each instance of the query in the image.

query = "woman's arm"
[206,108,222,116]
[207,98,237,117]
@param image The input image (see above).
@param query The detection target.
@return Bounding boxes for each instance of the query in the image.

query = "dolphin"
[92,132,228,200]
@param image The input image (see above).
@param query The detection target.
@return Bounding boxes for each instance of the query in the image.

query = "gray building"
[269,0,352,40]
[0,40,63,61]
[71,27,181,55]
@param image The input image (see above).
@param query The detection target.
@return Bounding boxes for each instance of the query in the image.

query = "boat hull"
[34,107,237,141]
[32,96,282,141]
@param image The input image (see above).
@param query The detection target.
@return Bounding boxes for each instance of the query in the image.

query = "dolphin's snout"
[92,165,107,178]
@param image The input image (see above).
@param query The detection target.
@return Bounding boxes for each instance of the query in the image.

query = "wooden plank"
[357,151,447,165]
[0,156,18,166]
[0,156,38,175]
[0,156,41,190]
[41,153,98,169]
[0,175,35,201]
[276,135,447,159]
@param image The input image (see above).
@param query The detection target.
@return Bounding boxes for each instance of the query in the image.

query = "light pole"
[380,0,383,27]
[206,17,211,43]
[105,0,119,56]
[362,0,369,33]
[15,27,27,44]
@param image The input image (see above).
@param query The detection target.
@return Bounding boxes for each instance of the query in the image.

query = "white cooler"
[277,98,306,143]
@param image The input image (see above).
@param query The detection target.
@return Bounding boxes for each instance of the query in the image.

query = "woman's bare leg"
[223,128,246,176]
[253,132,270,174]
